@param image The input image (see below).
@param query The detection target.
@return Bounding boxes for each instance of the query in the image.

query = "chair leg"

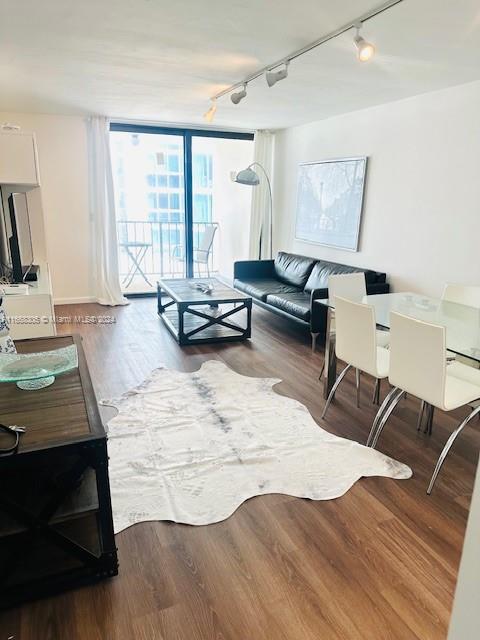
[366,385,400,447]
[318,362,325,380]
[321,364,352,419]
[416,400,426,431]
[311,332,319,353]
[372,378,380,405]
[371,388,405,449]
[355,368,361,408]
[424,405,435,435]
[427,404,480,494]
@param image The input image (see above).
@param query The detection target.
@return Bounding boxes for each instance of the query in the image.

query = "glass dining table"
[316,292,480,398]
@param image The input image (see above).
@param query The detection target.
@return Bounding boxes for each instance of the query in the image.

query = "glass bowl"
[0,344,78,390]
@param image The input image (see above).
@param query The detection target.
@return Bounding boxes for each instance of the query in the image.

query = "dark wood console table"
[0,335,118,609]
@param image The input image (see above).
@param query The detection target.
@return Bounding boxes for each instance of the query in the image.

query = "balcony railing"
[116,220,219,293]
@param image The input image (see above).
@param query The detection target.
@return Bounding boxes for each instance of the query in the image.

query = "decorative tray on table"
[0,344,78,390]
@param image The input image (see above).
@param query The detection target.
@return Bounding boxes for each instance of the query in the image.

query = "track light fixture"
[354,22,376,62]
[231,84,247,105]
[266,61,289,88]
[204,0,404,117]
[203,99,217,123]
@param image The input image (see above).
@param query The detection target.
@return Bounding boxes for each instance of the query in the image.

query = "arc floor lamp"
[234,162,273,259]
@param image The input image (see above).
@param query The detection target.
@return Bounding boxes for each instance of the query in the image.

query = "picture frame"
[294,156,368,252]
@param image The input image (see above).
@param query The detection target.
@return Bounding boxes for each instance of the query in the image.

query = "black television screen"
[7,193,34,283]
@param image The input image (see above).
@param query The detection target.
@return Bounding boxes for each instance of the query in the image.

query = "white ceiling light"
[354,23,376,62]
[231,84,247,105]
[203,99,217,123]
[266,61,290,88]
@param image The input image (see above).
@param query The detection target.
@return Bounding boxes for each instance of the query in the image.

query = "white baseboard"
[54,296,97,306]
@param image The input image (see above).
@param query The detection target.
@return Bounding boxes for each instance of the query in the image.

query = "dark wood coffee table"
[157,278,252,345]
[0,334,118,609]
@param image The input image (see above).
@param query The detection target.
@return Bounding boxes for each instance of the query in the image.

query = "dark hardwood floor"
[2,299,478,639]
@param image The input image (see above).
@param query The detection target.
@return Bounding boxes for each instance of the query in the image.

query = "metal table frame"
[120,241,153,288]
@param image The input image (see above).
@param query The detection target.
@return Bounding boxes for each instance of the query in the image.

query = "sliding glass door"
[110,125,253,294]
[110,130,186,293]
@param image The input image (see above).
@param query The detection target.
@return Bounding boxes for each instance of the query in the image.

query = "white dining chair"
[321,296,390,419]
[319,273,390,403]
[328,273,390,348]
[328,272,368,302]
[367,311,480,494]
[442,284,480,309]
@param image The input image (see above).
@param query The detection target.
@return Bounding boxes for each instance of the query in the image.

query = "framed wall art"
[295,156,368,251]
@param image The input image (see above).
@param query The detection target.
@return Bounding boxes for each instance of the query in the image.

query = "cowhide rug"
[103,361,411,532]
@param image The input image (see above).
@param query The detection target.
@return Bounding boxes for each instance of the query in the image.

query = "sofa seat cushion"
[234,278,301,301]
[304,260,378,293]
[274,252,316,288]
[266,292,311,322]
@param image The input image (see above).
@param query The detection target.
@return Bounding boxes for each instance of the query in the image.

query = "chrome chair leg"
[371,388,405,449]
[311,332,320,352]
[424,405,435,435]
[416,400,426,431]
[318,362,325,380]
[427,404,480,494]
[372,378,381,405]
[321,364,352,419]
[366,385,401,447]
[356,368,361,408]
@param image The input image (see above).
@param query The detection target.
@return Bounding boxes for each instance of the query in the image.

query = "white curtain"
[248,130,275,259]
[87,116,129,306]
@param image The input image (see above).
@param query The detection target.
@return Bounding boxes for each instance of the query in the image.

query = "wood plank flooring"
[1,299,478,639]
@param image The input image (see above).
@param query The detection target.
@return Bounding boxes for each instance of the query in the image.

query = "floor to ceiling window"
[110,124,254,294]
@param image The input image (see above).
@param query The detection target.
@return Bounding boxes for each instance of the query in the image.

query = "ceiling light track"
[204,0,405,121]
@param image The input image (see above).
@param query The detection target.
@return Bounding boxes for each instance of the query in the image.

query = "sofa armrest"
[373,271,387,284]
[310,287,328,302]
[234,259,275,280]
[366,282,390,296]
[310,288,329,333]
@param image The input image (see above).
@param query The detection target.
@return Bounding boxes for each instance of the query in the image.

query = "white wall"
[0,112,91,303]
[273,80,480,297]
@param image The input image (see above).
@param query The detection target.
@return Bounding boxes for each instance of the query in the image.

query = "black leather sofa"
[234,252,389,349]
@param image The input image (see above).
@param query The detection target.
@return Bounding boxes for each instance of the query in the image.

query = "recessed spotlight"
[354,23,375,62]
[231,84,247,105]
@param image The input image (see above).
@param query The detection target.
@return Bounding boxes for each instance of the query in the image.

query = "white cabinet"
[3,293,56,339]
[0,129,53,339]
[2,263,56,340]
[0,132,40,186]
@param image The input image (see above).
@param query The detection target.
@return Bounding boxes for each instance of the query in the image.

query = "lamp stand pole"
[249,162,273,259]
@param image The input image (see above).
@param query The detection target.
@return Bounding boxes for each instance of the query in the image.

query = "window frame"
[110,123,254,284]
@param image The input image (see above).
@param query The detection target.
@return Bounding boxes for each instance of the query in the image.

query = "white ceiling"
[1,0,480,130]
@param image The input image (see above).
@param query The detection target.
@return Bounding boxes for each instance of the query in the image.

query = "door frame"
[110,123,254,286]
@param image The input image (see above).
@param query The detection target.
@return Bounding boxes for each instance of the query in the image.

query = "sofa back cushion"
[304,260,379,293]
[274,252,316,288]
